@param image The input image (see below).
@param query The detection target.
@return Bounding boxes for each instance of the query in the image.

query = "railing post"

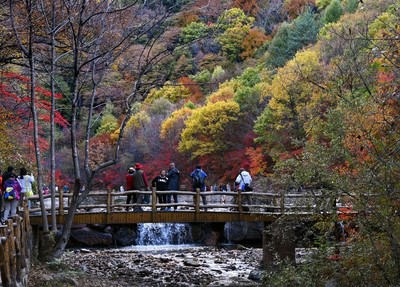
[13,217,22,282]
[59,187,64,216]
[111,189,115,209]
[7,220,16,284]
[152,187,157,221]
[280,190,285,214]
[19,208,28,269]
[107,189,111,215]
[238,189,243,215]
[0,224,11,286]
[195,188,200,216]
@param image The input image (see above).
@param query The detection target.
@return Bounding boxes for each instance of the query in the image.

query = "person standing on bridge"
[133,163,150,208]
[235,167,253,210]
[17,167,35,208]
[2,173,21,222]
[125,166,136,211]
[190,165,207,209]
[152,170,169,210]
[167,162,180,210]
[1,166,16,215]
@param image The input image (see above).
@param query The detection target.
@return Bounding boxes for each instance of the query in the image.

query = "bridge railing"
[0,201,32,286]
[27,187,334,216]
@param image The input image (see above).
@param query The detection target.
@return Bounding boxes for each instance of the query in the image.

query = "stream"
[59,223,264,286]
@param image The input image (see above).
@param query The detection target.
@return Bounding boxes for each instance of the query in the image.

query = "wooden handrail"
[1,200,32,286]
[27,188,336,219]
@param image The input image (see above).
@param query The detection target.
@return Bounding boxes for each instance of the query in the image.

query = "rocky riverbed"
[28,245,264,286]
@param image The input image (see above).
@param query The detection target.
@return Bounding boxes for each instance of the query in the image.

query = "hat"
[128,167,135,171]
[135,163,143,169]
[239,167,245,172]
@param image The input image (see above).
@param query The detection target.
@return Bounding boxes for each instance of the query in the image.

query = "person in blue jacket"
[190,165,207,208]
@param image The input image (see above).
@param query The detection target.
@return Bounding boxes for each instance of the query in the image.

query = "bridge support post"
[59,188,64,216]
[106,190,111,223]
[262,220,296,270]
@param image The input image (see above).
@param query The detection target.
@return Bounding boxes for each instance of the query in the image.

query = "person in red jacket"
[125,167,135,211]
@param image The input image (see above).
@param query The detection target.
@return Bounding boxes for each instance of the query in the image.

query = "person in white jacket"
[17,167,35,207]
[234,168,253,208]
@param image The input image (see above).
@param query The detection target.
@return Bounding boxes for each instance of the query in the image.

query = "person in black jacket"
[152,170,169,210]
[167,162,180,210]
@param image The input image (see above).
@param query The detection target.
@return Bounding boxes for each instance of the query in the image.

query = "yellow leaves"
[0,110,15,164]
[178,100,241,159]
[268,48,323,120]
[145,82,191,104]
[160,107,193,140]
[368,11,397,37]
[207,85,235,103]
[126,110,150,129]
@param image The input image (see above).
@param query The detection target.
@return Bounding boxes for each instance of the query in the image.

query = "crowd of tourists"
[124,162,253,211]
[0,162,253,219]
[0,166,35,223]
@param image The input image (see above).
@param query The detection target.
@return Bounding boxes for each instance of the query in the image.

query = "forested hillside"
[1,0,400,280]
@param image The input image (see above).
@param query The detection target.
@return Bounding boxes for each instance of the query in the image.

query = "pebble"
[57,246,263,286]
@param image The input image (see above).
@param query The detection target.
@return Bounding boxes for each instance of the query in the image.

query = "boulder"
[70,226,113,246]
[113,226,136,246]
[204,231,220,246]
[225,222,263,242]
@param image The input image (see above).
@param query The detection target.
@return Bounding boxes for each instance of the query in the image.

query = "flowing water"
[58,223,263,286]
[135,222,193,245]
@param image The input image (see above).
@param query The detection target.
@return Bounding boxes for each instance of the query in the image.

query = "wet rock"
[138,268,152,277]
[40,274,54,281]
[190,224,206,243]
[183,259,201,267]
[204,231,220,246]
[160,257,170,263]
[70,227,113,246]
[225,222,263,241]
[54,274,79,286]
[113,226,136,246]
[248,269,263,281]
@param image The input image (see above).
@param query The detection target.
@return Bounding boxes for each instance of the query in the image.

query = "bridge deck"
[28,189,336,225]
[30,210,285,225]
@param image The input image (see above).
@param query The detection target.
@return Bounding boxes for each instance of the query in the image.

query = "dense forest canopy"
[1,0,400,281]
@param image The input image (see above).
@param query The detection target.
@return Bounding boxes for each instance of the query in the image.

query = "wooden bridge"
[28,188,336,225]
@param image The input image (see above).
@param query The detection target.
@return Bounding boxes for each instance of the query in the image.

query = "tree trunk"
[49,0,57,233]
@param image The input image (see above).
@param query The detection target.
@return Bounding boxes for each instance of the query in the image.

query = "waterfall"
[224,222,233,244]
[136,223,193,245]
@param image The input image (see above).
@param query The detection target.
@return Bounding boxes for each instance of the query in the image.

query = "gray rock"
[113,226,136,246]
[183,259,202,267]
[70,227,113,246]
[248,269,263,281]
[40,274,54,281]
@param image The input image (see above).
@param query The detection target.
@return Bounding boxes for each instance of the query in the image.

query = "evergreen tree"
[324,0,344,24]
[267,9,319,68]
[344,0,358,13]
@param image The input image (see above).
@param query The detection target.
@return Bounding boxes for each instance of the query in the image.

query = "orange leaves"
[232,0,259,16]
[246,146,271,175]
[284,0,316,19]
[179,77,204,103]
[88,133,114,170]
[240,28,270,59]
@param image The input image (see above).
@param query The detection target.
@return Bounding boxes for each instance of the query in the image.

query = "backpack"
[3,180,16,200]
[192,171,204,189]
